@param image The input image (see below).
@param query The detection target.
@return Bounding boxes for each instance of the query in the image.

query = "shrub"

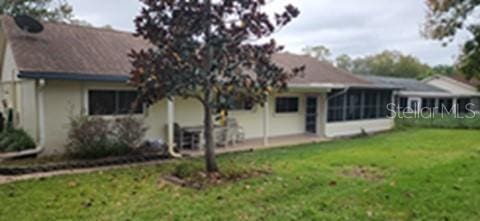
[114,117,148,151]
[0,129,36,153]
[66,115,147,159]
[395,114,480,129]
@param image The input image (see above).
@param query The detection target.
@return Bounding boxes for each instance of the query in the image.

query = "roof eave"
[18,71,130,83]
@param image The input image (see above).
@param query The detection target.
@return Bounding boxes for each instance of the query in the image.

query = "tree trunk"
[203,102,219,173]
[203,0,218,173]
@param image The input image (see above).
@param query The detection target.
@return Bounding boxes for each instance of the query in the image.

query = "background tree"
[0,0,74,22]
[130,0,302,173]
[341,50,431,78]
[431,64,455,76]
[423,0,480,79]
[335,54,353,71]
[302,45,332,62]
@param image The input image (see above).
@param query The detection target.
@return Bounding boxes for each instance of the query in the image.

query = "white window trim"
[83,87,145,118]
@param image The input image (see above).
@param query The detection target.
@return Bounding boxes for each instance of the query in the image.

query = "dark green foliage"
[66,115,147,159]
[337,50,431,78]
[130,0,302,172]
[0,129,36,153]
[424,0,480,80]
[396,114,480,129]
[0,0,73,22]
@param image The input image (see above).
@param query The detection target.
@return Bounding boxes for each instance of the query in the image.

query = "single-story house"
[0,16,397,156]
[366,76,480,113]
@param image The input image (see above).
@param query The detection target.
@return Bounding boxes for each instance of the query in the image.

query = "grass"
[1,128,480,220]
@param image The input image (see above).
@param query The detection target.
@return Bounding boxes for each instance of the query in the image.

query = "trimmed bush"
[114,117,148,151]
[0,129,36,153]
[66,115,147,159]
[396,114,480,129]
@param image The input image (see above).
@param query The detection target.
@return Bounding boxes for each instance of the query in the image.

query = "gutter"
[18,71,129,83]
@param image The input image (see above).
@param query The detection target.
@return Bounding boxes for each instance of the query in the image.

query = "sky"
[68,0,468,66]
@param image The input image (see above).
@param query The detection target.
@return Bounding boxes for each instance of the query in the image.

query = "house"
[366,75,480,113]
[424,75,480,111]
[0,16,396,156]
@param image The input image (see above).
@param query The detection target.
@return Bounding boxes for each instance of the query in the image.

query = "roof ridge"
[2,15,135,36]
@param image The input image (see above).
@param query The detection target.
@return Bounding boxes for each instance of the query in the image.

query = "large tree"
[424,0,480,79]
[0,0,74,22]
[337,50,431,78]
[302,45,331,62]
[130,0,302,173]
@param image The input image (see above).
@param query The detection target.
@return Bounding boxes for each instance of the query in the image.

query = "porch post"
[434,98,440,114]
[167,98,181,157]
[263,95,270,146]
[452,97,458,115]
[317,93,328,137]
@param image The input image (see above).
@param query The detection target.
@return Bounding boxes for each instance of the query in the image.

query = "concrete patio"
[182,134,330,157]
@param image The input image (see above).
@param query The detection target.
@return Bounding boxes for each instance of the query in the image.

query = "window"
[327,89,393,122]
[89,90,143,116]
[422,98,436,111]
[347,90,362,120]
[379,91,392,117]
[275,97,299,113]
[398,97,408,112]
[364,91,378,119]
[328,93,345,122]
[439,98,453,113]
[458,98,472,114]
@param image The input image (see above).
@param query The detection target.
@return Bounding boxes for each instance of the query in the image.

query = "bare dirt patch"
[163,163,271,189]
[341,165,385,182]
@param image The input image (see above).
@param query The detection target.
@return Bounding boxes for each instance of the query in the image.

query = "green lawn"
[1,128,480,221]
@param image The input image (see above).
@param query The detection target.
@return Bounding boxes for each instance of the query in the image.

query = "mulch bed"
[163,169,271,190]
[0,154,169,176]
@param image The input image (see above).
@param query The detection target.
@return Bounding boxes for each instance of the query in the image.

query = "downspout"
[37,78,46,150]
[327,87,350,100]
[167,98,182,158]
[0,79,45,161]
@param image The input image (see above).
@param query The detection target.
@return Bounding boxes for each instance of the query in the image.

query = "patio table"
[182,125,225,149]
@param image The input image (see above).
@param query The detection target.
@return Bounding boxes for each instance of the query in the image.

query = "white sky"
[68,0,468,66]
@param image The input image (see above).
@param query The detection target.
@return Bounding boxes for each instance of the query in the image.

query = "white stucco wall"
[39,80,316,155]
[1,44,17,84]
[326,119,394,138]
[19,80,38,141]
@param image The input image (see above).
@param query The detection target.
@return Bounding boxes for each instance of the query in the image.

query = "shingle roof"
[1,16,148,80]
[450,75,480,89]
[272,53,372,87]
[1,16,372,87]
[364,75,446,92]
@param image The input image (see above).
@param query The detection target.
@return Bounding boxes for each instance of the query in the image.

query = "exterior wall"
[18,80,38,141]
[326,119,394,138]
[1,44,17,83]
[42,80,84,155]
[39,82,314,155]
[0,44,18,113]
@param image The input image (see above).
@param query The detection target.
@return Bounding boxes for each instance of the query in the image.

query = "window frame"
[87,89,144,116]
[275,97,300,114]
[327,89,393,123]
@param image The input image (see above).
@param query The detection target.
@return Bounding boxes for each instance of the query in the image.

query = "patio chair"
[226,118,246,144]
[215,118,245,147]
[214,126,234,148]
